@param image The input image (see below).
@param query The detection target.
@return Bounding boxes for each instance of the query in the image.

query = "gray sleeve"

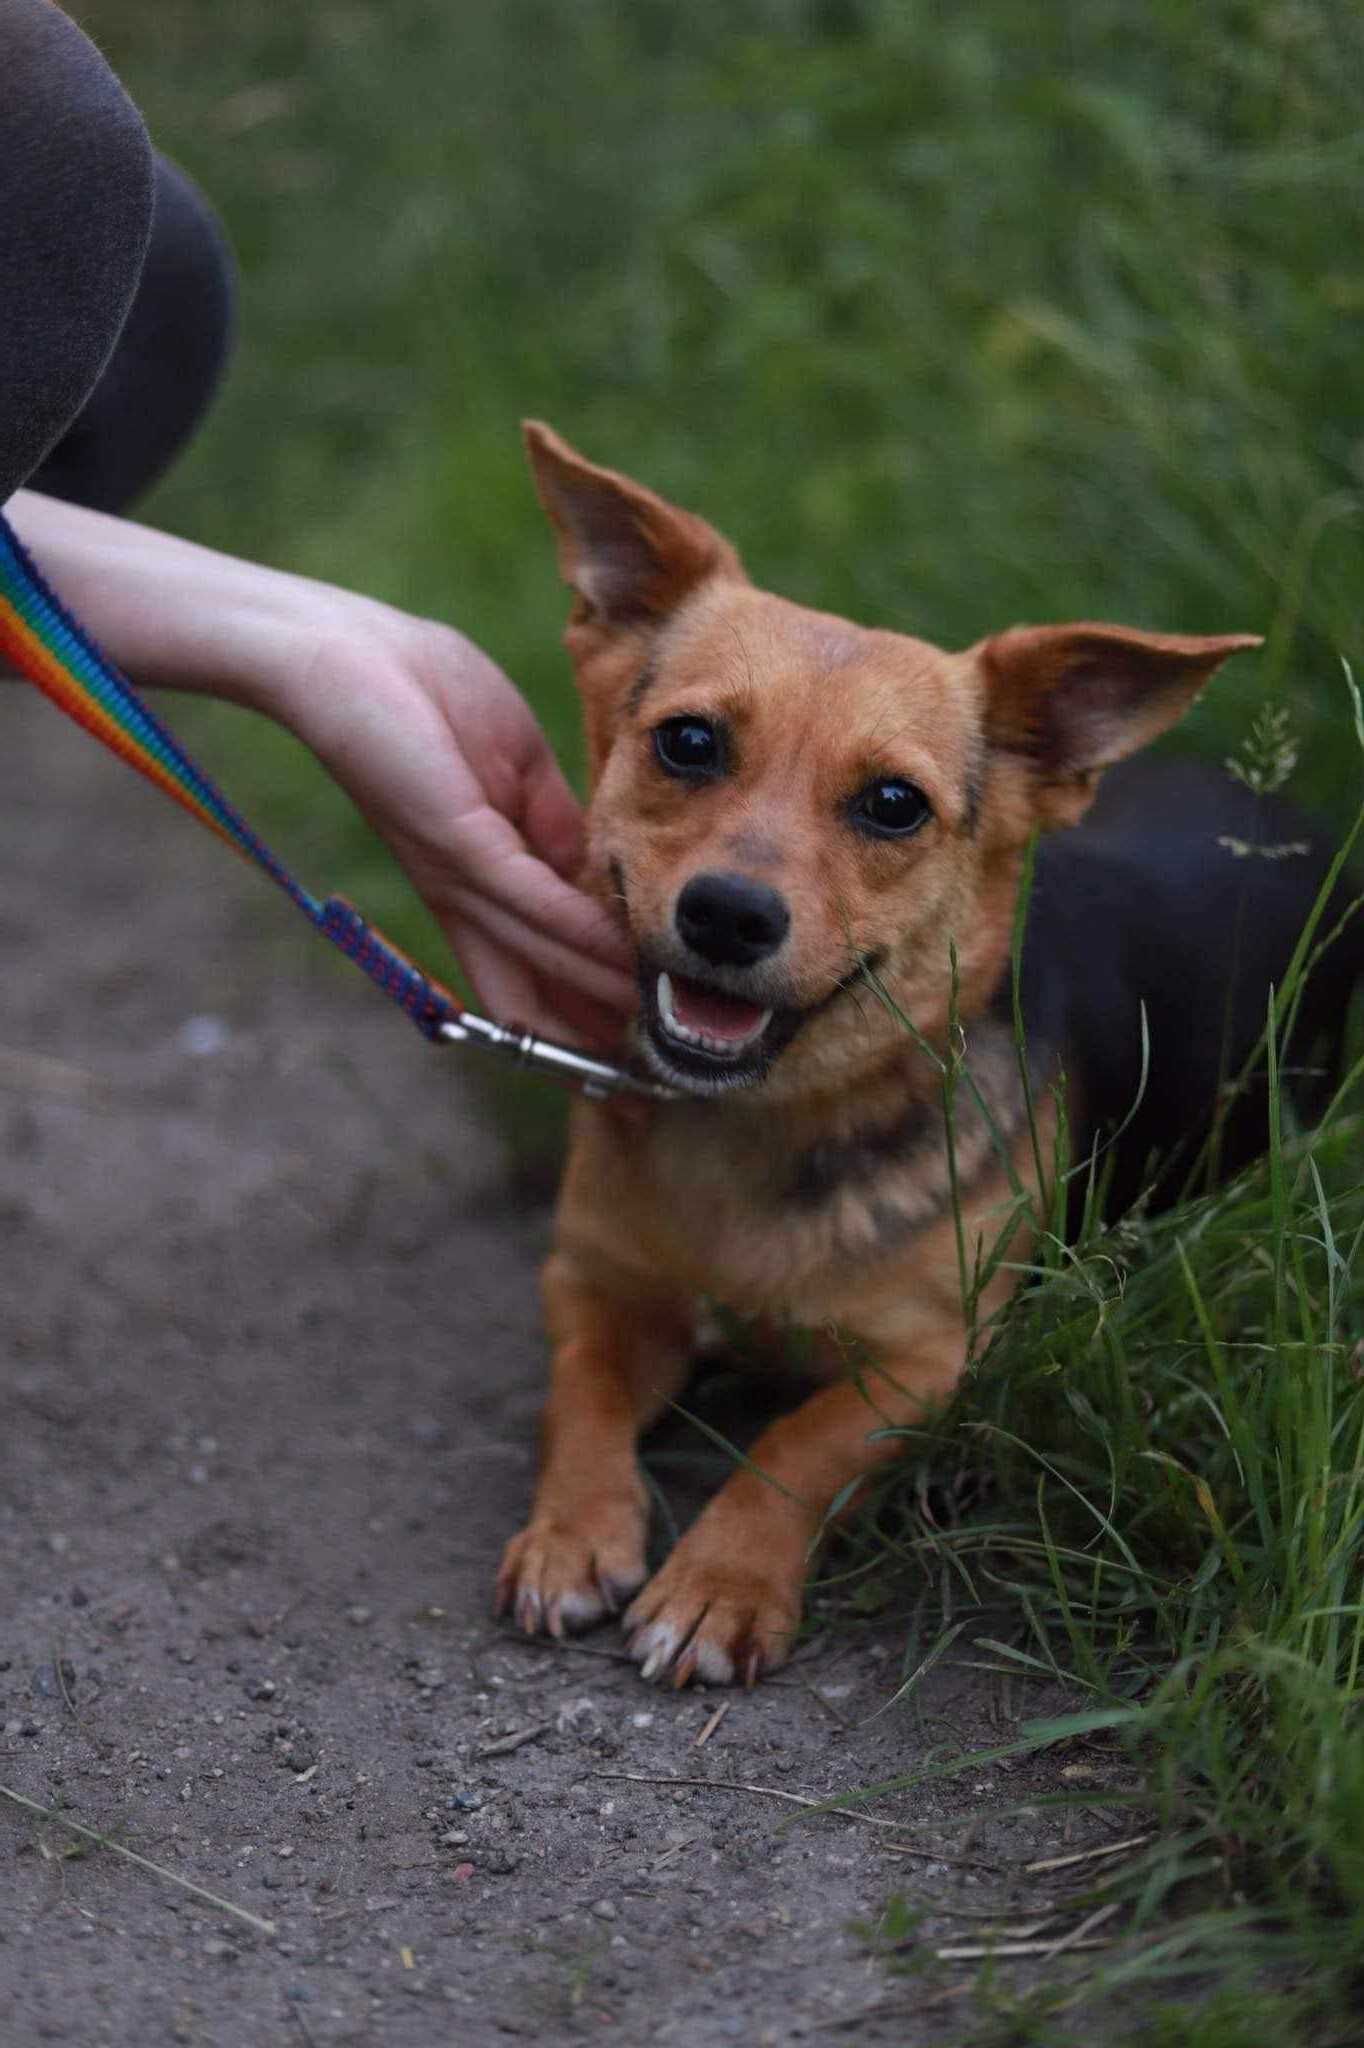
[0,0,156,503]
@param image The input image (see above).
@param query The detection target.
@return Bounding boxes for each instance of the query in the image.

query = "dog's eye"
[653,716,724,778]
[850,777,931,839]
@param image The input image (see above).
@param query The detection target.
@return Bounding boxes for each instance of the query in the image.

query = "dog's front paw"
[623,1534,804,1687]
[495,1495,647,1639]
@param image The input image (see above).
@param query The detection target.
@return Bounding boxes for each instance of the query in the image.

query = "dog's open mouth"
[657,972,772,1054]
[640,965,798,1092]
[634,949,882,1097]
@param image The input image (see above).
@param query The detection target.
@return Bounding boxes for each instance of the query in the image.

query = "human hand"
[5,490,635,1044]
[281,612,635,1045]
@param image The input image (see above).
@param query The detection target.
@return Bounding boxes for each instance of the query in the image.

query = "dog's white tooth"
[657,973,678,1032]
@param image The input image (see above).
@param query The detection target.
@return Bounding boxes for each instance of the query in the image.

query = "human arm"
[4,488,635,1043]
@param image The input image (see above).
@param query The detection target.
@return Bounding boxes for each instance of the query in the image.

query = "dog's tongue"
[669,974,769,1042]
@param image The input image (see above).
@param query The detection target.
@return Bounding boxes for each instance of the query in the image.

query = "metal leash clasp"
[438,1012,680,1102]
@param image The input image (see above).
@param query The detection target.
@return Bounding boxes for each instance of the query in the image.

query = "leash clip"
[438,1013,680,1102]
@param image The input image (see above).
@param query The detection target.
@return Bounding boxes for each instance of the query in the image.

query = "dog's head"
[526,422,1259,1100]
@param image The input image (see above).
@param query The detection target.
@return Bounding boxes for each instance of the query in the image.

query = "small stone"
[203,1938,236,1961]
[346,1605,372,1628]
[179,1015,230,1057]
[69,1586,89,1609]
[590,1900,617,1922]
[246,1679,277,1701]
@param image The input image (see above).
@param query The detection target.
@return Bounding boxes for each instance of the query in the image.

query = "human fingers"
[440,888,637,1018]
[447,925,561,1040]
[433,805,632,977]
[449,924,624,1048]
[516,743,588,882]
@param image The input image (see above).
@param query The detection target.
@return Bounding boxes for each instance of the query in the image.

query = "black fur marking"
[962,740,984,837]
[788,1102,936,1209]
[626,658,660,716]
[867,1198,922,1252]
[779,1014,1043,1263]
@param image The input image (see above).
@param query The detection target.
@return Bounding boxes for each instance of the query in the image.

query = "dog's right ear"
[523,421,744,628]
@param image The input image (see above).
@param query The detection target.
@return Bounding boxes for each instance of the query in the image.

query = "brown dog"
[494,422,1262,1687]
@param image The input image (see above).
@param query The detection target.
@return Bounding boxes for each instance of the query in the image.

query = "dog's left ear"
[523,420,744,628]
[978,621,1262,827]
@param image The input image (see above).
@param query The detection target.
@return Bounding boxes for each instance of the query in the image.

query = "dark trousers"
[0,0,235,513]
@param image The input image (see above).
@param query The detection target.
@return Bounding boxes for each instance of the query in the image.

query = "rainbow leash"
[0,510,676,1101]
[0,509,462,1040]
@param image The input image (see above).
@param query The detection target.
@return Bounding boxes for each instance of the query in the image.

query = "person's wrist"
[225,583,422,730]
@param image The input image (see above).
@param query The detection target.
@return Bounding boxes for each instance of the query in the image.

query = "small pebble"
[591,1900,617,1922]
[180,1015,230,1058]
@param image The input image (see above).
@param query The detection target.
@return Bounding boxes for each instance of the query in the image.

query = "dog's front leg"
[621,1329,965,1686]
[496,1249,694,1638]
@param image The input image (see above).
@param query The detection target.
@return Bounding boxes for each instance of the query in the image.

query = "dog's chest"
[600,1023,1031,1319]
[634,1117,868,1312]
[620,1097,952,1318]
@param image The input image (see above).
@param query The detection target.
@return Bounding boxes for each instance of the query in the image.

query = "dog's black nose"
[675,871,791,968]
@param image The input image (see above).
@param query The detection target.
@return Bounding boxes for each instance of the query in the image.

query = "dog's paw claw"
[513,1587,543,1635]
[622,1549,800,1688]
[496,1504,647,1642]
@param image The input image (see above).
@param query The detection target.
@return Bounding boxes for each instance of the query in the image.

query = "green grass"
[76,1,1364,2034]
[814,798,1364,2040]
[92,0,1364,883]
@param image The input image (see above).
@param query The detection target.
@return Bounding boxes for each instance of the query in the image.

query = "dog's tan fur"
[494,423,1257,1686]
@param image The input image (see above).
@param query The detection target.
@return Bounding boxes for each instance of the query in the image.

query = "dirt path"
[1,693,1100,2045]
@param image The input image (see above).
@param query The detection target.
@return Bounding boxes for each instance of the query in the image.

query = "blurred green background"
[84,0,1364,953]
